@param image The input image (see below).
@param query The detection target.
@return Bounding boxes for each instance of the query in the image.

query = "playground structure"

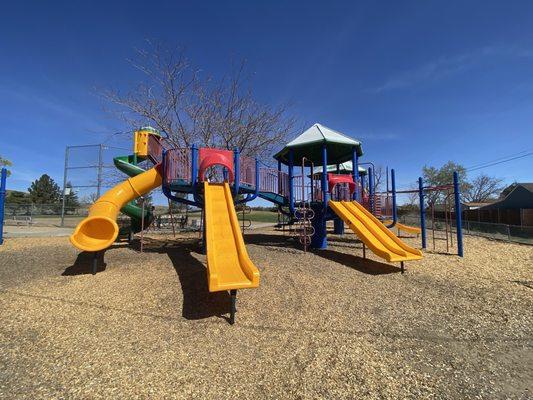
[69,123,464,323]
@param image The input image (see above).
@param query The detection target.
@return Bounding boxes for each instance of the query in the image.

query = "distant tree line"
[5,173,80,215]
[403,161,503,208]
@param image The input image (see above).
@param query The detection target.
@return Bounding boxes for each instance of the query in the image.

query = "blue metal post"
[333,216,344,235]
[352,148,359,201]
[288,149,294,214]
[322,144,328,209]
[418,177,426,249]
[191,145,201,206]
[254,158,259,198]
[391,168,397,224]
[233,148,240,197]
[277,159,282,195]
[453,171,464,257]
[0,168,6,245]
[191,144,198,186]
[333,162,344,234]
[385,169,397,228]
[310,163,314,202]
[368,167,374,214]
[310,143,328,249]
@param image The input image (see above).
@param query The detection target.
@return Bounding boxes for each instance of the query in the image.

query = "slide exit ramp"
[204,182,260,324]
[330,200,422,264]
[204,182,260,292]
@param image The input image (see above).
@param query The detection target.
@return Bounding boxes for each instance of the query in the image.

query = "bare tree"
[463,173,503,203]
[100,41,297,158]
[372,165,385,193]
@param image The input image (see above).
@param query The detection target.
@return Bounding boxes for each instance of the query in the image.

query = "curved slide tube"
[329,200,422,263]
[113,155,156,233]
[204,181,260,291]
[70,164,163,252]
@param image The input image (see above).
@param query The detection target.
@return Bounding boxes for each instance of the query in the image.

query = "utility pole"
[96,144,103,198]
[60,146,69,227]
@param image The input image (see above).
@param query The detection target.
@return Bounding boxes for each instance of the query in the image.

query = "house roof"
[274,123,363,165]
[500,182,533,197]
[519,183,533,192]
[480,182,533,210]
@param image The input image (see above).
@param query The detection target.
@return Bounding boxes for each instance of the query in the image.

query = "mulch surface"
[0,228,531,399]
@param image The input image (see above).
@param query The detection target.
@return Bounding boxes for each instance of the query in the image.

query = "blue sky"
[1,1,532,204]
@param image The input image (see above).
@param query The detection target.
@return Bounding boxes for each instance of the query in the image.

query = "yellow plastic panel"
[133,128,161,157]
[204,182,260,292]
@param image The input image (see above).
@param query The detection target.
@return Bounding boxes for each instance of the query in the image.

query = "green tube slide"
[113,155,155,235]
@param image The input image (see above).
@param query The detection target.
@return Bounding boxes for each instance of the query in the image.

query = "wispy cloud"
[357,132,399,141]
[368,45,533,93]
[0,83,109,133]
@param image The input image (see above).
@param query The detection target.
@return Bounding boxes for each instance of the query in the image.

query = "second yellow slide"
[330,200,422,263]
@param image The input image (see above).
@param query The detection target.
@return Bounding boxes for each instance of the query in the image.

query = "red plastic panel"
[198,148,234,182]
[327,173,355,194]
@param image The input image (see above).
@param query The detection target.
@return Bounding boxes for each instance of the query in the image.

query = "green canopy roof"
[311,161,367,176]
[274,123,363,165]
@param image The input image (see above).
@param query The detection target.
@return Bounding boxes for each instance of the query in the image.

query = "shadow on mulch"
[312,249,402,275]
[425,250,458,256]
[63,251,108,275]
[244,232,303,250]
[245,232,400,275]
[129,237,232,323]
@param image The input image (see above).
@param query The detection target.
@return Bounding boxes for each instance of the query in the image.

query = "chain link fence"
[4,203,89,228]
[4,201,203,231]
[400,214,533,245]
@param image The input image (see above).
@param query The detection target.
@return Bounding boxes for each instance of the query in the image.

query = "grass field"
[247,210,278,223]
[178,209,278,223]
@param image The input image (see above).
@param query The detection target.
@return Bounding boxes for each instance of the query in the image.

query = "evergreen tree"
[28,174,61,204]
[64,182,80,212]
[6,190,29,205]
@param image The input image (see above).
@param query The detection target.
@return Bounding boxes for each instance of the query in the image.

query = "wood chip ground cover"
[0,229,531,399]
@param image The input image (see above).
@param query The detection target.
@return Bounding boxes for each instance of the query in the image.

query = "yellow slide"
[330,200,422,263]
[204,182,260,292]
[383,220,422,235]
[70,165,163,252]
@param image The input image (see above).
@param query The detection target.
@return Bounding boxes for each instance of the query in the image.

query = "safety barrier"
[240,156,256,187]
[258,168,289,197]
[330,182,352,201]
[148,135,164,164]
[164,148,191,185]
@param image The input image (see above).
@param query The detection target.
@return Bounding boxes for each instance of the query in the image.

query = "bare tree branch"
[463,174,503,203]
[99,41,297,158]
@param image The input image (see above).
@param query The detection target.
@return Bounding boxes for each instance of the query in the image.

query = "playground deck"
[0,228,531,399]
